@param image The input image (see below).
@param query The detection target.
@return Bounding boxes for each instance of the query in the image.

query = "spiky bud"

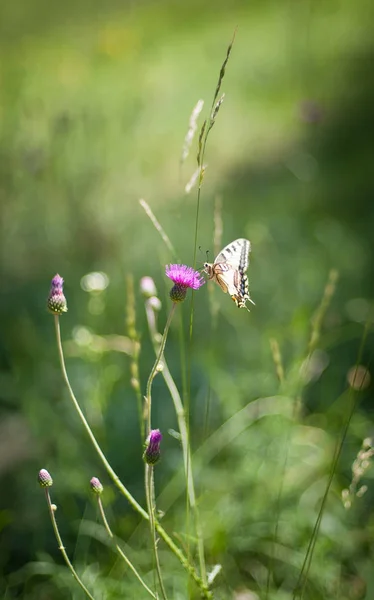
[169,284,187,303]
[143,429,162,465]
[38,469,53,488]
[90,477,103,495]
[47,274,68,315]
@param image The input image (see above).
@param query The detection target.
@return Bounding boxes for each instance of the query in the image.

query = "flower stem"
[53,315,210,597]
[145,464,168,600]
[145,303,176,434]
[154,521,213,600]
[44,489,95,600]
[162,362,206,584]
[145,302,207,585]
[54,315,148,520]
[96,495,157,599]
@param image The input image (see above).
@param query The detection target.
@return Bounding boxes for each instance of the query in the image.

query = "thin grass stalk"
[208,194,223,330]
[192,28,236,272]
[44,488,95,600]
[126,274,144,440]
[204,195,223,442]
[269,338,285,386]
[187,32,237,586]
[265,338,286,597]
[96,495,157,599]
[139,199,179,262]
[308,269,339,354]
[180,99,205,172]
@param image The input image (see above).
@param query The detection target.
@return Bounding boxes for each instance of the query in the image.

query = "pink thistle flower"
[165,264,204,303]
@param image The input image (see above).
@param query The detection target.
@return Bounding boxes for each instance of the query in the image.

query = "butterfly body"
[204,238,254,310]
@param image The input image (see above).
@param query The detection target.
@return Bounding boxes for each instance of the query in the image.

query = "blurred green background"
[1,0,374,598]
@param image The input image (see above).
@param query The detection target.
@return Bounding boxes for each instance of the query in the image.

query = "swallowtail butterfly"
[203,238,254,310]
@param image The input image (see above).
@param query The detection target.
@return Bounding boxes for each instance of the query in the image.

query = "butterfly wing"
[214,265,239,296]
[205,238,254,309]
[213,238,251,271]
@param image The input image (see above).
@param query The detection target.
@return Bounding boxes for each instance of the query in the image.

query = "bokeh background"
[1,0,374,598]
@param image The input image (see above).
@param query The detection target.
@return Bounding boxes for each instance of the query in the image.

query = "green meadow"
[1,0,374,598]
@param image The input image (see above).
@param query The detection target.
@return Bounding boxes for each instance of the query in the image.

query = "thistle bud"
[90,477,103,495]
[47,274,68,315]
[38,469,53,488]
[143,429,162,465]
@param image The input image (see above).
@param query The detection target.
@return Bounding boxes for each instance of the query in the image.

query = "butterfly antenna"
[197,247,210,271]
[198,246,209,258]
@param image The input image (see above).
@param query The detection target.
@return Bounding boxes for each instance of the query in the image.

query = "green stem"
[186,328,207,586]
[54,315,148,520]
[145,465,168,600]
[162,361,206,583]
[44,489,95,600]
[54,315,209,597]
[145,303,176,434]
[145,302,206,584]
[97,496,157,599]
[154,521,213,599]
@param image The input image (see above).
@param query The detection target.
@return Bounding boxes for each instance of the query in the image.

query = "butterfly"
[203,238,254,310]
